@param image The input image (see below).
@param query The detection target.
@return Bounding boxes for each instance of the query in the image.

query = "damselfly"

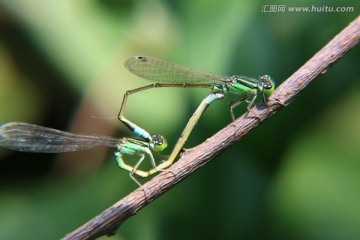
[0,122,167,185]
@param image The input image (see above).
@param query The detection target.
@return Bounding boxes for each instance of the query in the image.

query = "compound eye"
[152,134,168,152]
[261,75,275,93]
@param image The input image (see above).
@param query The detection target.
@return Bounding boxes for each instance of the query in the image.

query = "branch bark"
[63,16,360,240]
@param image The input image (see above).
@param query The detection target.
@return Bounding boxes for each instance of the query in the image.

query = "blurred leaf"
[270,87,360,239]
[0,43,43,123]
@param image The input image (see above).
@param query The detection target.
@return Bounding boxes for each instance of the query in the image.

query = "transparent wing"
[125,56,225,85]
[0,122,121,153]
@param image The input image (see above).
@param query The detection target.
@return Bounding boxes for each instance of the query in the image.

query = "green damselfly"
[118,56,275,174]
[0,122,167,185]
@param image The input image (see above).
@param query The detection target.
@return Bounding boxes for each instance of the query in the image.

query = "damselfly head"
[152,134,168,152]
[260,75,275,94]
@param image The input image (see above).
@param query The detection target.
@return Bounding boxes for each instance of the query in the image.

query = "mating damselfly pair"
[0,56,275,185]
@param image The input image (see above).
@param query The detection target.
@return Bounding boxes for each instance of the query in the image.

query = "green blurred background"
[0,0,359,239]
